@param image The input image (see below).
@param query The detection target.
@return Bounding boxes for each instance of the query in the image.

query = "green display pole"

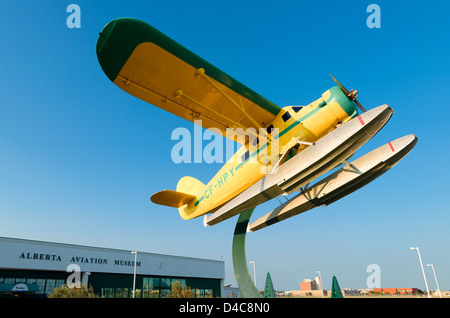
[232,208,262,298]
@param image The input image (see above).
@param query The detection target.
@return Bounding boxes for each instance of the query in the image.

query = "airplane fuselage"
[178,86,359,219]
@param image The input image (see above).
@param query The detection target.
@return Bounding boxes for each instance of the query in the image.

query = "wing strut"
[173,88,260,142]
[194,68,276,146]
[174,67,277,146]
[173,89,246,131]
[194,68,263,129]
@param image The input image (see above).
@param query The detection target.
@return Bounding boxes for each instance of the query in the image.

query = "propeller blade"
[354,98,367,112]
[329,74,367,112]
[329,74,350,95]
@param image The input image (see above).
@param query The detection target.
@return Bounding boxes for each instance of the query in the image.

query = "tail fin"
[176,176,205,220]
[150,176,205,220]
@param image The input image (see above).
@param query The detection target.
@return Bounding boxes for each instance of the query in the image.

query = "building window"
[160,289,170,298]
[171,278,186,287]
[143,277,160,298]
[36,279,46,294]
[205,289,213,298]
[160,278,171,289]
[101,288,114,298]
[55,280,64,289]
[45,279,56,294]
[143,288,159,298]
[115,288,129,298]
[85,274,220,298]
[197,289,205,298]
[0,276,66,296]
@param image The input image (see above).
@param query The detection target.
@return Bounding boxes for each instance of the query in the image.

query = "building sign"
[0,283,39,294]
[70,256,108,265]
[18,251,141,269]
[12,283,29,292]
[19,252,62,262]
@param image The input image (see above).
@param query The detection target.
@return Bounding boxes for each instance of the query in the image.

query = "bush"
[165,281,197,298]
[47,284,98,298]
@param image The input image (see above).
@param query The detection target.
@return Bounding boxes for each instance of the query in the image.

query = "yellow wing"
[96,18,281,143]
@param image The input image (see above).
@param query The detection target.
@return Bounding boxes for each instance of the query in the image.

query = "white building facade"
[0,236,225,298]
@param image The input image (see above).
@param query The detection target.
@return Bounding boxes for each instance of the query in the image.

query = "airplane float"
[96,18,417,231]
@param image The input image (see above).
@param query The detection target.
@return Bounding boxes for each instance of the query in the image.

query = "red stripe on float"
[388,142,395,152]
[358,116,365,125]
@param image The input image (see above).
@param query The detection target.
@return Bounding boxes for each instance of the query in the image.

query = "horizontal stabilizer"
[151,190,196,208]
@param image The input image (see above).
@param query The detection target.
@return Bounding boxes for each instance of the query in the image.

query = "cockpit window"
[291,106,302,113]
[282,111,291,122]
[241,150,249,163]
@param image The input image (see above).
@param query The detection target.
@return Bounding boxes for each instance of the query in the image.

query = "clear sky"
[0,0,449,292]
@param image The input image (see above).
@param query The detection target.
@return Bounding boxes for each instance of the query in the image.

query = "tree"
[165,281,197,298]
[47,284,98,298]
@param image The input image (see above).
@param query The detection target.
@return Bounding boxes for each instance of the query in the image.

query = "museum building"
[0,236,225,298]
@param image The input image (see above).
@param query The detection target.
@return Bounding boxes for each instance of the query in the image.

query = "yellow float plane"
[97,18,417,228]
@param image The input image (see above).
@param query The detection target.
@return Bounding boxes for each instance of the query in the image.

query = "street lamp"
[249,261,256,288]
[316,270,324,298]
[131,251,137,298]
[427,264,441,298]
[410,247,430,298]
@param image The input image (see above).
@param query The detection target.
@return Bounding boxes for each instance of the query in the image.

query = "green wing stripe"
[96,18,281,116]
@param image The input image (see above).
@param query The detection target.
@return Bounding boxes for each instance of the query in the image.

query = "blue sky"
[0,0,449,292]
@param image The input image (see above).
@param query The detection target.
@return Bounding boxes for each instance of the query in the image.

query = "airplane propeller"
[330,74,367,112]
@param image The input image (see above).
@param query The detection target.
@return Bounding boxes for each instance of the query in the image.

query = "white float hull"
[249,134,418,231]
[206,104,394,226]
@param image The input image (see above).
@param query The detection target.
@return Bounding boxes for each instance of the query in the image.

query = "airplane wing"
[96,18,281,142]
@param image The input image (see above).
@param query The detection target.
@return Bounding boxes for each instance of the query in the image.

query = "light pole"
[316,270,324,298]
[427,264,441,298]
[410,247,430,298]
[249,261,256,289]
[131,251,137,298]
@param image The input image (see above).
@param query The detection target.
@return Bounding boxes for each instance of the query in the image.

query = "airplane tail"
[177,176,205,219]
[150,176,205,220]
